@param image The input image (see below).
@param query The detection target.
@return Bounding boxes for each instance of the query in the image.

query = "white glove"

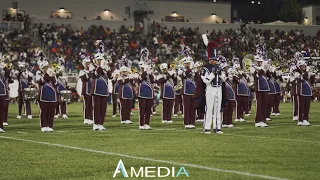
[168,70,174,76]
[47,68,55,77]
[220,73,226,82]
[250,67,256,74]
[89,64,95,72]
[294,72,300,79]
[208,72,215,80]
[178,69,183,76]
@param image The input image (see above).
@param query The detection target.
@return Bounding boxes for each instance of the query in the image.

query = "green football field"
[0,102,320,180]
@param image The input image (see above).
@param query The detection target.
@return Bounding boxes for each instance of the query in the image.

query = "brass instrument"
[51,63,60,73]
[5,62,13,70]
[243,54,254,72]
[170,62,176,70]
[131,67,137,74]
[174,77,183,91]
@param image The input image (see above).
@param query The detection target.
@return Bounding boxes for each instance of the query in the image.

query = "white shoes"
[144,124,152,130]
[189,125,195,129]
[47,127,54,132]
[275,113,281,116]
[98,125,106,130]
[152,112,157,115]
[84,119,93,124]
[222,124,228,128]
[3,122,8,126]
[204,130,211,134]
[112,115,116,118]
[0,128,5,133]
[239,118,246,122]
[126,120,133,124]
[54,114,60,119]
[139,126,145,130]
[162,120,167,123]
[121,120,133,124]
[185,125,195,129]
[271,113,276,116]
[41,127,47,132]
[293,116,298,121]
[255,123,261,127]
[173,114,178,117]
[302,120,311,126]
[297,121,303,126]
[16,115,21,119]
[216,131,224,134]
[27,115,32,119]
[227,124,234,128]
[199,119,205,122]
[62,114,68,119]
[167,120,173,123]
[266,118,271,121]
[260,122,269,127]
[235,119,240,122]
[245,114,251,117]
[93,124,99,131]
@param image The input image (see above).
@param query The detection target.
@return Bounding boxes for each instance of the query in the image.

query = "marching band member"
[194,61,204,122]
[91,54,112,131]
[272,70,282,116]
[289,63,299,121]
[266,66,276,121]
[234,63,249,122]
[222,68,236,128]
[118,66,134,124]
[55,66,69,119]
[79,58,94,125]
[137,63,154,130]
[295,60,313,126]
[180,57,197,129]
[172,63,183,117]
[36,61,58,132]
[111,70,120,118]
[16,61,34,120]
[250,57,270,127]
[0,61,11,132]
[199,41,227,134]
[173,76,183,117]
[157,63,176,124]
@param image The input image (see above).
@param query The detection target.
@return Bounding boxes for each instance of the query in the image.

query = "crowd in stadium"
[30,22,320,72]
[1,19,320,102]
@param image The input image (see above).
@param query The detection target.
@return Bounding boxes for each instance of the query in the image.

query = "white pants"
[204,86,222,130]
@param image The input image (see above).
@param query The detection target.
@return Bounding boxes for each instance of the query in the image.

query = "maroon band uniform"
[138,71,154,127]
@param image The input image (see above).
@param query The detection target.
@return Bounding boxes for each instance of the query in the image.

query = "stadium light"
[104,9,110,13]
[258,1,261,4]
[304,17,308,20]
[60,7,65,10]
[251,1,254,4]
[213,0,217,2]
[212,13,217,16]
[172,12,178,17]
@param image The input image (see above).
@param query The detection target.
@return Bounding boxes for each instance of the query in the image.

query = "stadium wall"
[0,0,231,23]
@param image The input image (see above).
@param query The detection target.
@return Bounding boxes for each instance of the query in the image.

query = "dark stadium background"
[158,0,320,23]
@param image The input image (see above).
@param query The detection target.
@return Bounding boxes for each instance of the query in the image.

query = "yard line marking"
[17,132,28,134]
[0,136,287,180]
